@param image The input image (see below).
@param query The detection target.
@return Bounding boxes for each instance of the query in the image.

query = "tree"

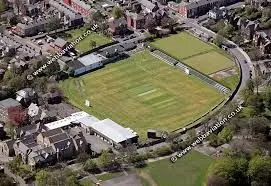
[263,86,271,109]
[246,94,264,115]
[208,157,249,186]
[112,6,122,19]
[8,76,26,91]
[90,40,97,49]
[223,24,235,37]
[3,67,16,82]
[91,10,105,25]
[232,34,243,45]
[246,79,255,93]
[83,159,99,173]
[45,60,60,76]
[33,77,48,93]
[253,76,262,95]
[207,175,230,186]
[98,151,119,171]
[0,174,14,186]
[6,120,15,139]
[218,126,233,143]
[36,168,80,186]
[187,129,197,142]
[36,170,51,186]
[98,151,113,168]
[248,156,271,186]
[0,0,6,13]
[45,17,61,33]
[208,133,222,147]
[248,48,261,60]
[214,34,225,47]
[8,107,28,126]
[247,117,269,138]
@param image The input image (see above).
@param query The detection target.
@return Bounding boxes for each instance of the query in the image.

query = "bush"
[83,159,100,173]
[154,145,173,157]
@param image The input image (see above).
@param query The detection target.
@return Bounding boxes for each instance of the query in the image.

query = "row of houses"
[0,87,62,125]
[63,0,93,17]
[168,0,240,18]
[230,17,271,55]
[0,111,138,167]
[12,0,84,37]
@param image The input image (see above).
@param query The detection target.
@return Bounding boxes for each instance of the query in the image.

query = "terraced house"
[170,0,240,18]
[63,0,92,16]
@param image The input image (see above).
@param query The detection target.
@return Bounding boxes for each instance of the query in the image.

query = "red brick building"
[63,0,91,16]
[169,0,240,18]
[126,11,145,30]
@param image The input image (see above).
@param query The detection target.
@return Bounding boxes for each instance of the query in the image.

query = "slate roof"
[0,98,21,109]
[41,128,63,138]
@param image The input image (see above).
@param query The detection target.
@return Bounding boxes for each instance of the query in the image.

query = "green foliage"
[97,151,119,170]
[154,145,173,157]
[35,168,80,186]
[91,10,105,24]
[263,87,271,109]
[83,159,99,173]
[208,133,221,147]
[214,34,225,47]
[0,173,14,186]
[89,40,97,49]
[208,157,249,186]
[248,156,271,185]
[45,17,61,32]
[35,170,51,186]
[112,6,122,19]
[231,34,243,45]
[0,0,6,13]
[218,126,233,143]
[8,156,33,179]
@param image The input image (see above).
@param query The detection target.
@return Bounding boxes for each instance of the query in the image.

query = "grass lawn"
[184,51,235,75]
[152,32,235,75]
[219,74,240,91]
[65,27,111,53]
[137,151,214,186]
[80,178,93,186]
[61,51,224,137]
[96,172,124,181]
[152,32,214,60]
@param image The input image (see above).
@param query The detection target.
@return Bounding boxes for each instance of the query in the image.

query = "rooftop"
[89,118,137,143]
[77,53,107,66]
[0,98,21,109]
[44,111,90,130]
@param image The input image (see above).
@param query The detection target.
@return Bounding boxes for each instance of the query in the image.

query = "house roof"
[48,132,70,143]
[41,128,63,137]
[44,111,89,130]
[66,59,85,70]
[88,118,137,143]
[16,88,36,99]
[15,124,39,137]
[181,0,223,10]
[3,139,16,150]
[54,38,67,48]
[77,53,106,66]
[0,98,21,109]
